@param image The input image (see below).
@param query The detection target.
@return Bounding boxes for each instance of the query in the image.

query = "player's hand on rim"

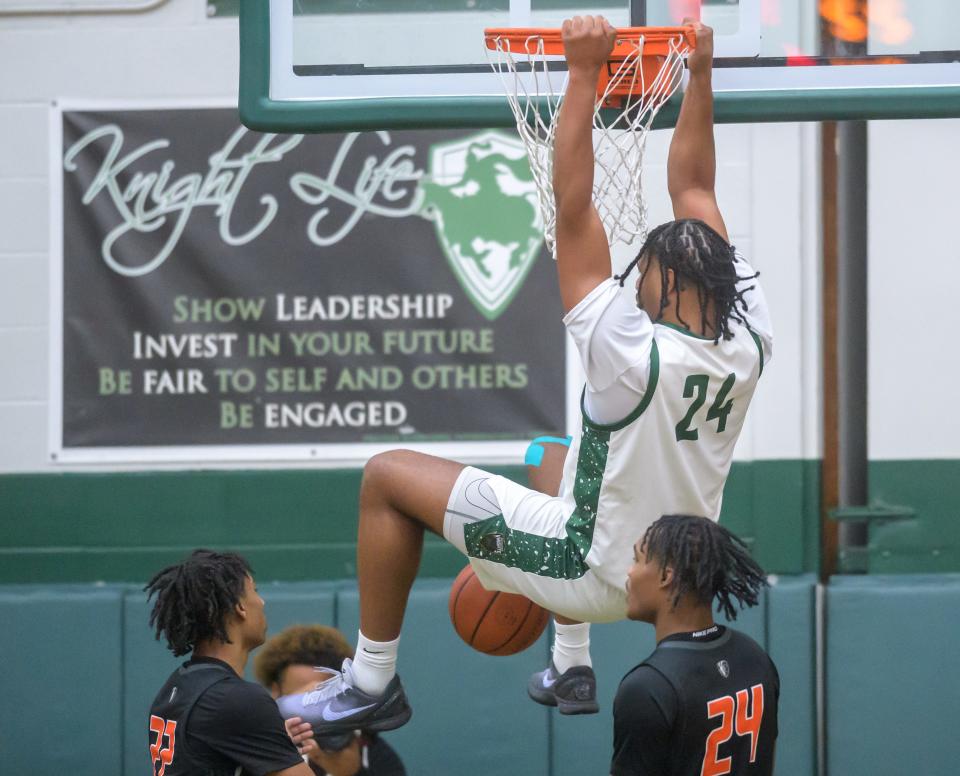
[561,15,617,72]
[682,18,715,77]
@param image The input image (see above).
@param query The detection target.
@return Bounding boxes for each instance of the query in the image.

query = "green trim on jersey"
[463,422,611,579]
[655,320,716,340]
[749,330,765,377]
[656,320,765,378]
[581,340,661,432]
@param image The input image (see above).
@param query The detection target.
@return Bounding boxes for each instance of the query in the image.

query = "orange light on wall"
[820,0,915,46]
[820,0,868,43]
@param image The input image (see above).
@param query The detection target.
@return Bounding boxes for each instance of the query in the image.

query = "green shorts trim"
[464,420,610,580]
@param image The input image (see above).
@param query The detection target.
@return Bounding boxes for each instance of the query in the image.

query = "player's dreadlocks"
[145,549,253,657]
[616,219,758,342]
[641,514,767,621]
[254,625,355,688]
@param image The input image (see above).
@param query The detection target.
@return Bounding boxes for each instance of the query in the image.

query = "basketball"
[448,565,550,656]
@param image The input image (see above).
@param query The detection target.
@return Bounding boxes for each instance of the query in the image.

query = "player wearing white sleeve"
[282,18,772,733]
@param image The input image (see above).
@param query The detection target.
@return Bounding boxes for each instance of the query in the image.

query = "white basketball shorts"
[442,466,627,624]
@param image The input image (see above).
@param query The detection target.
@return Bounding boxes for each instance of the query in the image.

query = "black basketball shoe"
[277,658,412,735]
[527,660,599,714]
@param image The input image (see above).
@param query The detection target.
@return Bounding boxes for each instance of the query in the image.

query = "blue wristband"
[524,435,573,467]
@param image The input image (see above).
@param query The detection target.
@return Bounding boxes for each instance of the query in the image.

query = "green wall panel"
[0,460,819,583]
[867,460,960,572]
[0,576,817,776]
[0,587,124,776]
[336,580,552,776]
[766,575,817,776]
[719,459,821,575]
[827,575,960,776]
[551,618,655,776]
[123,592,183,776]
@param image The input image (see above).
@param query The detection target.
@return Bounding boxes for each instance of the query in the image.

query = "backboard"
[239,0,960,132]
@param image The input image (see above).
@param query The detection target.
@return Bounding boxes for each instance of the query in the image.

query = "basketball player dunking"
[277,18,774,733]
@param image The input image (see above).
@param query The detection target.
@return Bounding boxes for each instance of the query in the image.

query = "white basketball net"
[485,33,692,255]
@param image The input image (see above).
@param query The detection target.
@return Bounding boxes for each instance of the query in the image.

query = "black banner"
[60,109,565,449]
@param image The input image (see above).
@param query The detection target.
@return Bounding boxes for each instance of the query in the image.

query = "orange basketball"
[448,565,550,656]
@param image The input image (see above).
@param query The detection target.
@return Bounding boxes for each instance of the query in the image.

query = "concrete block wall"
[0,1,825,583]
[0,0,821,477]
[0,0,238,473]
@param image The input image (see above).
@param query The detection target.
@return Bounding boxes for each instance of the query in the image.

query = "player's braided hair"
[616,219,758,342]
[254,625,355,688]
[641,514,767,621]
[145,549,252,657]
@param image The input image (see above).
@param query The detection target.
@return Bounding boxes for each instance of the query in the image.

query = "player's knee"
[361,450,413,500]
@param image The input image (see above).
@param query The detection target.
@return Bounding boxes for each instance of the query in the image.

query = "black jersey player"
[612,515,779,776]
[145,550,312,776]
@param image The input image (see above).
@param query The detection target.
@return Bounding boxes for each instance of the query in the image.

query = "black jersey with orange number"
[611,625,779,776]
[148,656,302,776]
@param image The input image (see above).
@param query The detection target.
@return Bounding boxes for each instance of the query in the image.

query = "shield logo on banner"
[420,131,544,321]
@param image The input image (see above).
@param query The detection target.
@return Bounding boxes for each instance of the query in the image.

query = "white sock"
[351,631,399,696]
[552,621,592,674]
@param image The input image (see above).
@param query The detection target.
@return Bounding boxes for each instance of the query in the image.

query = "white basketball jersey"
[558,320,764,592]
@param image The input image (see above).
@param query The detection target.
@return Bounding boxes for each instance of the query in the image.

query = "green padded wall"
[766,575,817,776]
[827,575,960,776]
[0,575,819,776]
[0,586,124,776]
[122,591,183,776]
[337,580,553,776]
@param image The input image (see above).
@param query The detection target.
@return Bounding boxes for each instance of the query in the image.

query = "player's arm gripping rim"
[553,15,617,313]
[668,21,728,241]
